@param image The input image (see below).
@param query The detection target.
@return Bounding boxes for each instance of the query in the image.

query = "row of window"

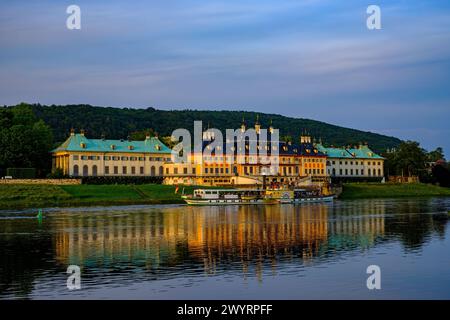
[330,160,382,166]
[330,168,382,176]
[305,169,325,175]
[72,165,164,176]
[72,155,170,162]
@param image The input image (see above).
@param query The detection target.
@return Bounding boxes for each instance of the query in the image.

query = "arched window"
[92,165,98,176]
[159,166,163,176]
[83,165,89,176]
[73,165,79,176]
[378,169,381,176]
[332,168,336,176]
[151,166,156,176]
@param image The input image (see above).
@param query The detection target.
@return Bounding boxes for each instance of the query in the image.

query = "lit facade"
[163,121,327,186]
[52,130,172,177]
[315,143,385,181]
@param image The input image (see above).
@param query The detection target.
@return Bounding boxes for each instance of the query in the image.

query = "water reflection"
[0,197,449,299]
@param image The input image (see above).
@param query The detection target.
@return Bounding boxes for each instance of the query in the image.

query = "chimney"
[70,128,75,136]
[80,129,85,136]
[127,135,131,142]
[145,133,151,140]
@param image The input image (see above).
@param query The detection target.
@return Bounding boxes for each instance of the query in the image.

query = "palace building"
[315,143,384,181]
[51,130,172,177]
[51,123,384,186]
[163,120,328,187]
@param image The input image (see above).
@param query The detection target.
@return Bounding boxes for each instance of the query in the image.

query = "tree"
[0,104,53,176]
[428,147,445,162]
[384,141,427,177]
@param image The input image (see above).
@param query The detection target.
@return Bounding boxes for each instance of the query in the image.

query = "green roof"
[52,134,172,154]
[315,143,383,160]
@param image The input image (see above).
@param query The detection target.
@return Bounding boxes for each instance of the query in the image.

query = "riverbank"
[2,183,450,210]
[0,184,193,210]
[340,183,450,199]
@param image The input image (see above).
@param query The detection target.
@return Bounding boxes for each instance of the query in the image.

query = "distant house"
[315,143,384,182]
[51,130,172,177]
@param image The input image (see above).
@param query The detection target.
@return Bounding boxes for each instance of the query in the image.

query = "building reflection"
[54,202,386,277]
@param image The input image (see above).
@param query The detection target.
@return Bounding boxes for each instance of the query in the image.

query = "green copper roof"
[52,134,172,154]
[347,146,384,159]
[316,144,354,158]
[315,143,383,159]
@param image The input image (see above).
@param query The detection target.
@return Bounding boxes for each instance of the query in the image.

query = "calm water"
[1,198,450,300]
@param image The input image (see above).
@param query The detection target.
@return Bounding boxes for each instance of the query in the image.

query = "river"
[1,198,450,299]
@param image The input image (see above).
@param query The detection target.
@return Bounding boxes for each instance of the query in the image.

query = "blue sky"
[1,0,449,156]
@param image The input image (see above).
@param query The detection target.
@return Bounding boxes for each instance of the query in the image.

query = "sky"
[0,0,449,156]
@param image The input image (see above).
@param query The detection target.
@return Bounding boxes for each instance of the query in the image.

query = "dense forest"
[19,103,402,152]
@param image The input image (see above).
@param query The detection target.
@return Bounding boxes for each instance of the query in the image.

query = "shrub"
[6,168,36,179]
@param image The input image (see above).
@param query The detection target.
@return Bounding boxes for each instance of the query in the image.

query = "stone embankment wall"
[0,179,82,185]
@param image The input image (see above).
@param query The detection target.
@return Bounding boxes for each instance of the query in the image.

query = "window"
[345,169,348,175]
[121,156,128,161]
[123,166,127,174]
[105,166,110,174]
[166,168,169,174]
[73,165,79,176]
[112,156,120,161]
[378,169,381,176]
[174,168,178,174]
[131,166,136,175]
[140,167,144,174]
[73,155,79,160]
[81,155,88,160]
[339,169,343,175]
[130,157,137,161]
[139,157,145,161]
[92,165,98,176]
[192,168,196,174]
[205,168,209,174]
[83,165,88,176]
[350,169,353,175]
[151,166,156,176]
[104,156,111,161]
[183,168,188,174]
[114,166,118,174]
[159,166,163,175]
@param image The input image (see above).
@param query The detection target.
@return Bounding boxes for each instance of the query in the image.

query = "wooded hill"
[25,104,402,152]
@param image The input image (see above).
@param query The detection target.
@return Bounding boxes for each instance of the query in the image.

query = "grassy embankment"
[2,182,450,210]
[340,183,450,199]
[0,184,198,209]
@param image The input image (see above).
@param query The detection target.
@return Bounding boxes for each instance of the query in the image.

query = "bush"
[6,168,36,179]
[81,176,164,185]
